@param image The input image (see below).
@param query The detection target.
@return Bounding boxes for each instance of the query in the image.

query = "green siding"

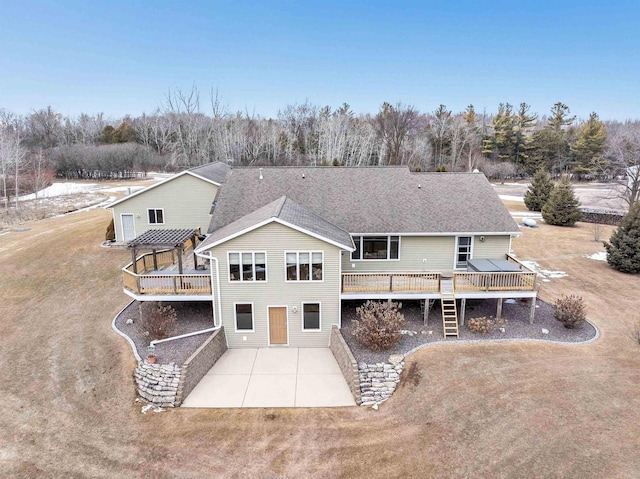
[210,222,342,348]
[111,174,218,241]
[342,235,512,273]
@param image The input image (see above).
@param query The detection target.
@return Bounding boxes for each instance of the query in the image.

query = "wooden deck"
[122,249,212,296]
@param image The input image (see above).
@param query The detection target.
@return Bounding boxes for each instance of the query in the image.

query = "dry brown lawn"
[1,208,639,478]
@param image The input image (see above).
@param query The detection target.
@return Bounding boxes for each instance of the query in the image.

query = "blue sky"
[0,0,638,120]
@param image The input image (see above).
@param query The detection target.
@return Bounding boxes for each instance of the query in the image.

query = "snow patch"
[584,251,607,262]
[499,195,524,202]
[520,260,568,280]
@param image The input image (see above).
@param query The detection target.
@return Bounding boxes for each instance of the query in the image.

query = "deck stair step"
[440,279,459,338]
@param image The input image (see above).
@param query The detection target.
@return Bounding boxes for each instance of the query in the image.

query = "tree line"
[1,86,639,205]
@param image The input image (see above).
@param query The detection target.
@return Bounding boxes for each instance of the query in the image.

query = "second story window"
[286,251,323,281]
[147,208,164,224]
[229,252,267,282]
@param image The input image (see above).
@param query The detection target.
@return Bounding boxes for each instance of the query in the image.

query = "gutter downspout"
[149,250,223,347]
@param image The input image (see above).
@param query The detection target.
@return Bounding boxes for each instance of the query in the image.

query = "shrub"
[352,300,405,351]
[467,316,494,334]
[542,176,582,226]
[604,201,640,274]
[554,295,586,329]
[435,164,448,172]
[105,218,115,241]
[142,302,177,340]
[524,169,554,212]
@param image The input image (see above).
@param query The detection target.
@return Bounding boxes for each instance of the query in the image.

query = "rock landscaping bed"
[341,298,597,365]
[114,301,215,364]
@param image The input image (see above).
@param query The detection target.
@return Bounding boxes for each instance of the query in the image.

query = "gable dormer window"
[351,236,400,260]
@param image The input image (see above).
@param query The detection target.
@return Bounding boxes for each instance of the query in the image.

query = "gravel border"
[113,301,216,364]
[340,298,598,364]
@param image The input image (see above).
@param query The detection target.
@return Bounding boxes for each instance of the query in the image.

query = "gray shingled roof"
[189,162,230,184]
[207,167,519,235]
[197,196,355,251]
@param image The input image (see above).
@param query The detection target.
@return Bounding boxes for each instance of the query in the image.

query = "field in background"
[0,197,639,477]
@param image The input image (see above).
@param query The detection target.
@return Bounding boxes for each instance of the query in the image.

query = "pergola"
[127,228,201,274]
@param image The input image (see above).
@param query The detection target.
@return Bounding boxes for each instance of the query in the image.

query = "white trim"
[120,213,136,242]
[301,301,322,332]
[146,208,165,225]
[284,251,324,283]
[111,300,141,361]
[349,231,518,237]
[196,217,355,253]
[350,235,401,261]
[107,170,221,208]
[267,305,289,346]
[454,235,474,270]
[234,302,255,333]
[227,251,268,283]
[338,250,342,330]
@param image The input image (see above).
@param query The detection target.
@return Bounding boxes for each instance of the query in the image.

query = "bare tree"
[605,121,640,210]
[373,102,420,165]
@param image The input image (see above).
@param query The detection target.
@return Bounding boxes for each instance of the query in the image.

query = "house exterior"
[107,162,229,242]
[120,165,537,348]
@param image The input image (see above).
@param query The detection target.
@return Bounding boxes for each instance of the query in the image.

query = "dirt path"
[0,209,639,478]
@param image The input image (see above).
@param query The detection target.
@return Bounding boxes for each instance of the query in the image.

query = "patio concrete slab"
[181,347,356,408]
[207,348,257,375]
[242,374,297,408]
[295,374,356,407]
[252,348,299,375]
[181,374,250,408]
[298,348,342,374]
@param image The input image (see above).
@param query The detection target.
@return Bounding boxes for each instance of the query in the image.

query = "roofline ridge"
[275,196,288,217]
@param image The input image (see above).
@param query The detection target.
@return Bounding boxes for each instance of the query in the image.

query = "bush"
[524,169,554,212]
[352,300,405,351]
[467,316,494,334]
[604,201,640,274]
[142,302,177,340]
[105,218,115,241]
[554,295,586,329]
[542,176,582,226]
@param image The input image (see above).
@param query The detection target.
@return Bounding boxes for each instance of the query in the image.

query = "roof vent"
[418,184,421,189]
[302,173,305,179]
[259,168,264,180]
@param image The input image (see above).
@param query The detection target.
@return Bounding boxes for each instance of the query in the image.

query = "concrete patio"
[181,348,356,408]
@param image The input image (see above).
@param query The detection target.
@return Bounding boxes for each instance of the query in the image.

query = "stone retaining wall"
[580,208,625,226]
[358,355,404,406]
[175,328,227,405]
[329,326,362,405]
[134,362,181,408]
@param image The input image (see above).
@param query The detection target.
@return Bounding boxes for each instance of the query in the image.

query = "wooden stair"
[440,279,459,338]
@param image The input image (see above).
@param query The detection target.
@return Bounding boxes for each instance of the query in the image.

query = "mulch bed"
[114,301,215,364]
[340,298,597,364]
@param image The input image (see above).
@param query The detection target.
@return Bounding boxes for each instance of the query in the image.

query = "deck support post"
[460,298,466,326]
[192,235,198,270]
[529,297,536,324]
[177,247,183,275]
[423,300,430,326]
[152,249,158,271]
[496,298,503,320]
[131,248,138,274]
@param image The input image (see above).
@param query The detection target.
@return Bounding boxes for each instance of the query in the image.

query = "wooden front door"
[268,307,288,345]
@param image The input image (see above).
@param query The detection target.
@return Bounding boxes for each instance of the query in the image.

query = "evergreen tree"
[542,176,582,226]
[604,201,640,274]
[524,169,554,211]
[514,103,537,167]
[570,112,608,176]
[483,103,516,162]
[527,102,575,174]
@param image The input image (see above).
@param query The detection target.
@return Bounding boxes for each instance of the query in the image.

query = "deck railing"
[122,250,211,296]
[453,271,537,292]
[341,272,441,293]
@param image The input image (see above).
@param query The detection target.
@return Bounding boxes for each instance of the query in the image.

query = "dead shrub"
[554,295,586,329]
[142,302,177,340]
[467,316,494,334]
[628,320,640,346]
[352,300,405,351]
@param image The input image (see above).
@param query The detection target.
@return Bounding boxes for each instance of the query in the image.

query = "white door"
[121,214,136,241]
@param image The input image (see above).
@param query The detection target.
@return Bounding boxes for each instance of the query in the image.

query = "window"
[302,303,321,331]
[234,303,254,331]
[351,236,400,260]
[456,236,472,268]
[229,252,266,282]
[286,252,323,281]
[147,208,164,224]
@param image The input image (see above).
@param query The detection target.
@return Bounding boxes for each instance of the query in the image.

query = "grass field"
[1,206,639,478]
